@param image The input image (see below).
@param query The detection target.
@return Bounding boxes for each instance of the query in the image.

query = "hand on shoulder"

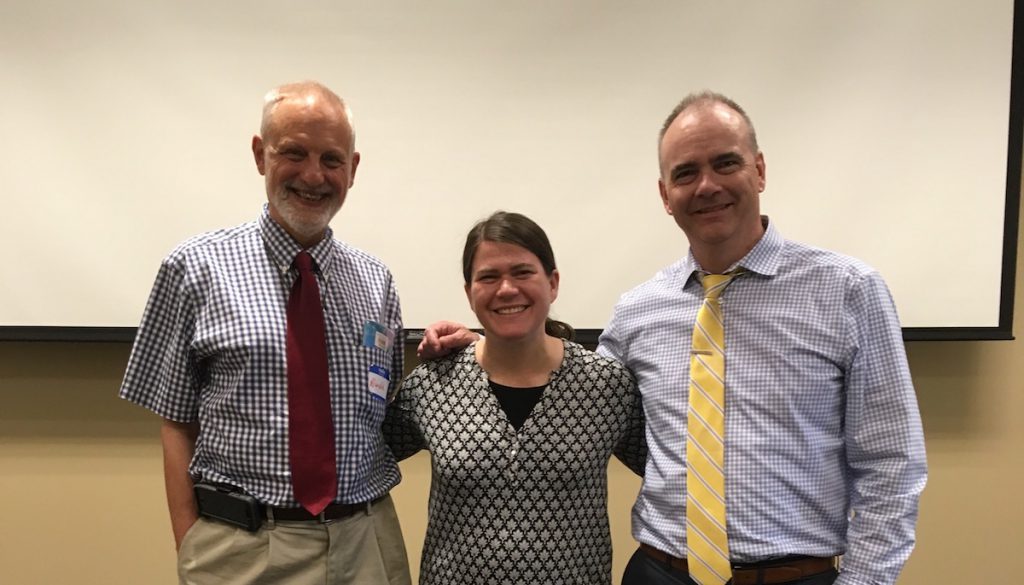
[417,320,479,359]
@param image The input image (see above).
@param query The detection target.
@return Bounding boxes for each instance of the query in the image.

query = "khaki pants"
[178,494,411,585]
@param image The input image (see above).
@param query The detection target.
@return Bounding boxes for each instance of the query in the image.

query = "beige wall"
[2,207,1021,583]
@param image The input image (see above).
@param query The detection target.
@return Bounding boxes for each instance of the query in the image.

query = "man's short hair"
[259,81,355,147]
[658,91,759,152]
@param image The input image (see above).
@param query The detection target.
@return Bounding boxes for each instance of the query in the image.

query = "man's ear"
[755,151,766,192]
[252,135,267,176]
[348,151,361,187]
[659,179,672,215]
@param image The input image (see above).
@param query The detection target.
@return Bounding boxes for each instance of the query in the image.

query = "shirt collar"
[258,203,336,278]
[679,215,783,286]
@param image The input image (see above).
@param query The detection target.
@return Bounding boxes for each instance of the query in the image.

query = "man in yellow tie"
[604,92,927,585]
[420,91,927,585]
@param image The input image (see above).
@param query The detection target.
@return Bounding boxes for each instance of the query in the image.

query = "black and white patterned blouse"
[383,340,646,585]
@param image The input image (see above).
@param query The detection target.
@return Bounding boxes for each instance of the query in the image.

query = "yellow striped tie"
[687,271,740,585]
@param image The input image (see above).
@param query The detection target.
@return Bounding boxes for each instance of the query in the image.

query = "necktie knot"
[700,269,742,301]
[294,250,315,274]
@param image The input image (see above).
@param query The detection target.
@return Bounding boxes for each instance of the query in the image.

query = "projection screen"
[0,0,1020,342]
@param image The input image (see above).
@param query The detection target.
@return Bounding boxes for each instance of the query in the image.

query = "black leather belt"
[195,482,386,531]
[639,543,837,585]
[266,495,386,522]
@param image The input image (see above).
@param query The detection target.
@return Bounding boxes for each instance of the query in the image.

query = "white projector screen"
[1,0,1019,342]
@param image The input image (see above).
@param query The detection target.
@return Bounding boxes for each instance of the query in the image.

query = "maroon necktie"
[286,251,337,515]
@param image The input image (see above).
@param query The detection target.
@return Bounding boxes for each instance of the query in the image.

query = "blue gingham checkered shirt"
[120,204,404,506]
[598,218,926,585]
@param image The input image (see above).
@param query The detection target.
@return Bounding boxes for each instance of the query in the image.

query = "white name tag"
[368,365,390,401]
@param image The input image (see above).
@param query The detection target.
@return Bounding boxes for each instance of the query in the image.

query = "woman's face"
[465,240,559,343]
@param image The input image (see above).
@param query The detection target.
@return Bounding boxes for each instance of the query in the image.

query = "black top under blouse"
[488,380,545,431]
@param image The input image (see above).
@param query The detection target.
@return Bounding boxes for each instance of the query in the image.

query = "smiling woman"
[465,239,560,348]
[382,211,647,585]
[461,211,574,347]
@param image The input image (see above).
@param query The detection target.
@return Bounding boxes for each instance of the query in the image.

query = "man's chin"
[279,214,331,244]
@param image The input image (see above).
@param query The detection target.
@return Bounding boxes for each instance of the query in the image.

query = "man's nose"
[299,160,326,185]
[695,171,721,196]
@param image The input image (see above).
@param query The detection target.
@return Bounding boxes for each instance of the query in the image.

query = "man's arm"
[417,320,478,359]
[836,273,927,585]
[161,418,200,551]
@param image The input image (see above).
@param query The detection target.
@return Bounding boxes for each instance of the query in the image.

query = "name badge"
[362,321,394,351]
[368,365,390,402]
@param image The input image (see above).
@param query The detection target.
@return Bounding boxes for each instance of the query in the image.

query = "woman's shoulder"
[404,344,479,389]
[561,340,634,381]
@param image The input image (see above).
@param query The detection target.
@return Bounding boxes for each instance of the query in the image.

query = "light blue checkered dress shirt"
[120,205,404,506]
[598,219,926,585]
